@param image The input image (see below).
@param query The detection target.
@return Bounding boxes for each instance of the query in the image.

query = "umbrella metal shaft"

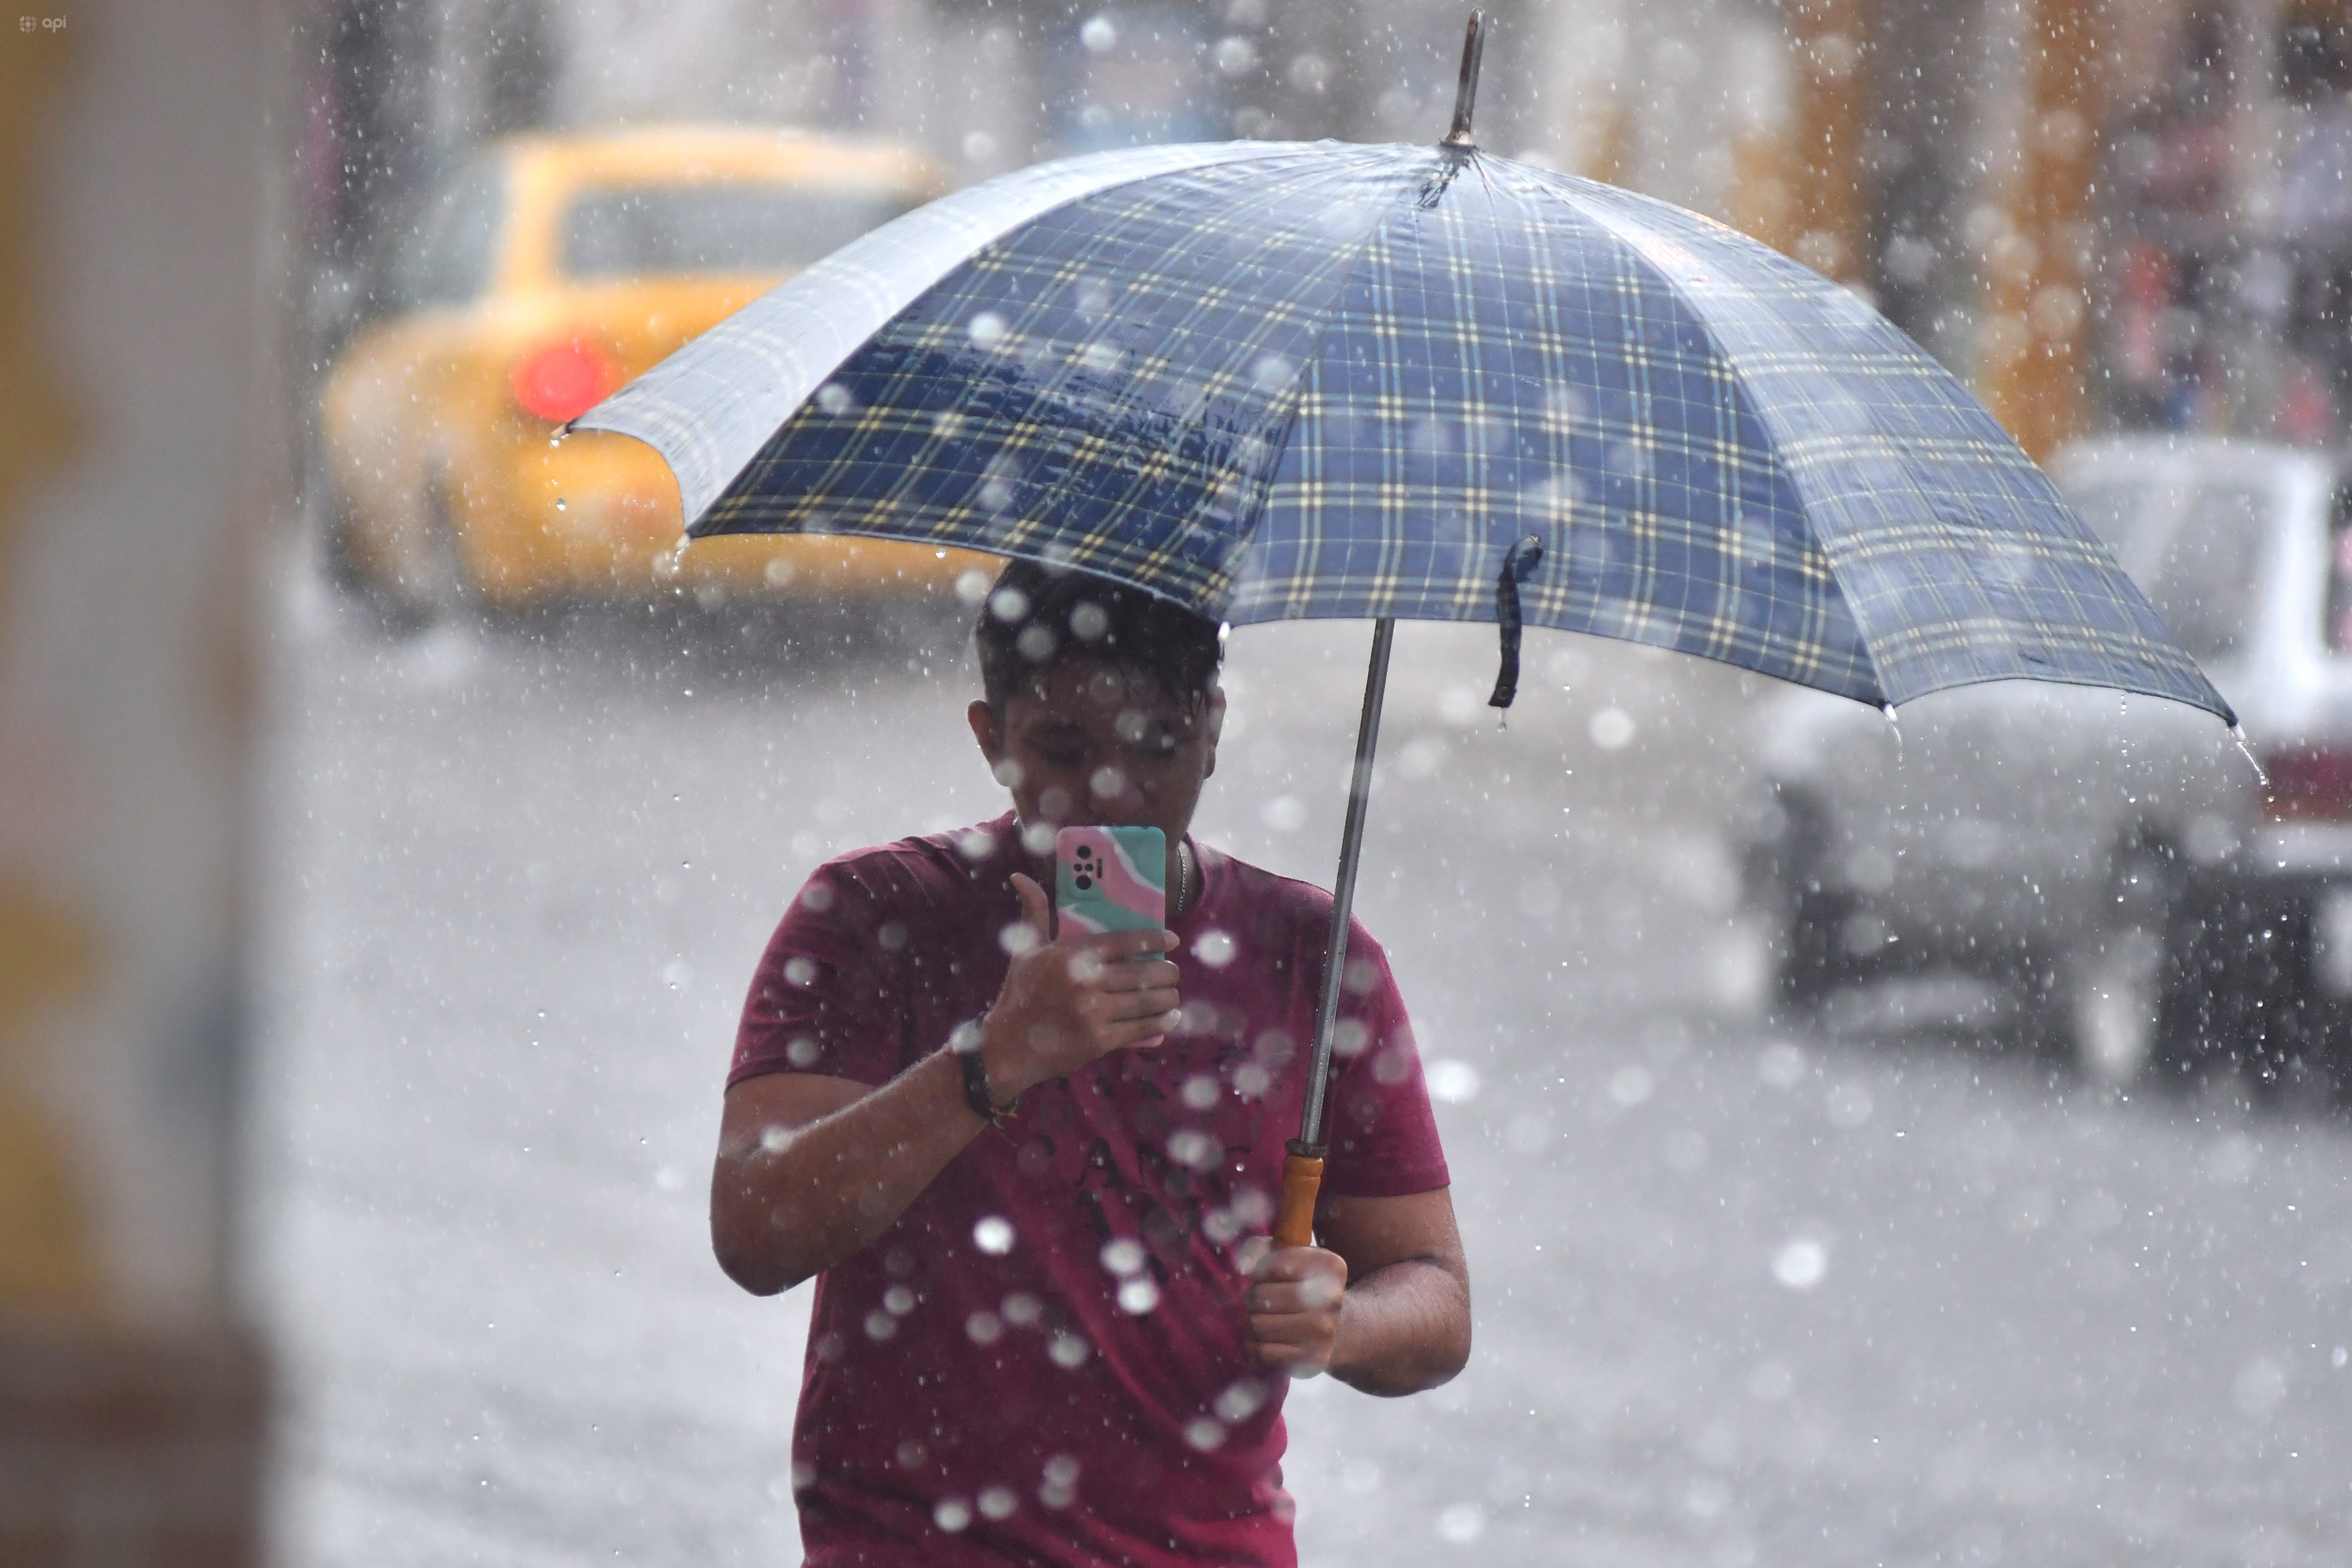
[1274,618,1396,1247]
[1300,618,1396,1149]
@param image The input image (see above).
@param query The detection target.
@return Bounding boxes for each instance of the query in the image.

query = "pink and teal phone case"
[1055,826,1166,936]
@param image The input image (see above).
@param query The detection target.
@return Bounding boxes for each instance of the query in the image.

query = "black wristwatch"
[951,1020,1016,1127]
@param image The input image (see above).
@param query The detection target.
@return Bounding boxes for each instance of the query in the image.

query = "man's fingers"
[1064,952,1178,990]
[1246,1278,1342,1315]
[1090,957,1181,993]
[1070,928,1178,963]
[1244,1309,1334,1345]
[1247,1249,1348,1291]
[1103,1014,1176,1049]
[1009,872,1053,942]
[1098,986,1181,1023]
[1246,1340,1328,1378]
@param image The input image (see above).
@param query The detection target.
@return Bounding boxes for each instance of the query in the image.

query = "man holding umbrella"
[712,558,1471,1564]
[596,14,2239,1561]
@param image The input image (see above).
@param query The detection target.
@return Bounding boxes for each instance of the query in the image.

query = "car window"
[385,164,507,312]
[2138,482,2270,663]
[558,183,918,279]
[2066,475,2269,664]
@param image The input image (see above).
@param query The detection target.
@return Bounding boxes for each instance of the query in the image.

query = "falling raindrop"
[2229,724,2266,782]
[1757,1041,1807,1088]
[1772,1238,1828,1290]
[1214,1378,1268,1422]
[1434,1502,1486,1544]
[1425,1059,1480,1104]
[1192,929,1237,967]
[1589,707,1636,749]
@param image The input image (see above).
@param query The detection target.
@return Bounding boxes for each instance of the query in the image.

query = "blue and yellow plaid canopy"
[581,140,2232,724]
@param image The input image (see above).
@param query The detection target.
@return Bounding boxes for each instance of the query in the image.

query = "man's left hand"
[1238,1239,1349,1378]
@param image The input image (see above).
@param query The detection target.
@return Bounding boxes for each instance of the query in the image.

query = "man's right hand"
[978,871,1181,1100]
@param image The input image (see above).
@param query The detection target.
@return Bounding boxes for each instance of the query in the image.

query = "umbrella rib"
[1511,170,1897,706]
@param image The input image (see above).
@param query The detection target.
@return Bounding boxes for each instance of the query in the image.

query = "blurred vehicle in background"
[319,124,990,616]
[1741,435,2352,1095]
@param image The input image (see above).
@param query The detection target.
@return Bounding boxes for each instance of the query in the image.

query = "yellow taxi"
[320,125,993,613]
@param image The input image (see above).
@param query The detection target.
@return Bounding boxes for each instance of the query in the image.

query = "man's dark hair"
[974,558,1222,709]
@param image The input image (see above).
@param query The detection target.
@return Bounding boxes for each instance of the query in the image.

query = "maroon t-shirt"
[732,813,1450,1568]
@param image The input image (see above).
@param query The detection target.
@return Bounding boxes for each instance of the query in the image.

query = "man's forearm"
[1328,1258,1472,1396]
[714,1049,985,1294]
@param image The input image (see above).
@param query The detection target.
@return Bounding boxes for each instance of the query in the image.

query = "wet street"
[252,559,2352,1568]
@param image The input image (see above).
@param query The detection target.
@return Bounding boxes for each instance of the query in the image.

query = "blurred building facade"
[2097,0,2352,447]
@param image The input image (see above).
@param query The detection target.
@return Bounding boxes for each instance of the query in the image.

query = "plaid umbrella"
[578,16,2232,1243]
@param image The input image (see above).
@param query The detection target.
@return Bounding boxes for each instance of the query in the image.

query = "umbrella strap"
[1486,533,1546,710]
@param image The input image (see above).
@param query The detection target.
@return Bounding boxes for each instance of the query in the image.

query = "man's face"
[968,658,1223,849]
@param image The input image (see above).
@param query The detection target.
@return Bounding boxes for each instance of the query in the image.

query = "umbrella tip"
[1443,11,1486,150]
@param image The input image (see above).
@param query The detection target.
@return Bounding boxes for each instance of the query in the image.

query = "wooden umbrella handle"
[1272,1144,1325,1249]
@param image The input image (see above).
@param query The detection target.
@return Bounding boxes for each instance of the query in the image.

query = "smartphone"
[1055,825,1167,937]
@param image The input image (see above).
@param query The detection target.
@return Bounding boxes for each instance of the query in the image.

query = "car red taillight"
[2262,747,2352,821]
[510,338,620,424]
